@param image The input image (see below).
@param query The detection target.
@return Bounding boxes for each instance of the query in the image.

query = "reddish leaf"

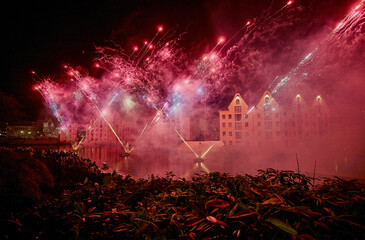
[205,199,230,209]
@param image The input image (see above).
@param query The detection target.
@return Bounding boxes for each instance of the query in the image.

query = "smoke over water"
[34,0,365,179]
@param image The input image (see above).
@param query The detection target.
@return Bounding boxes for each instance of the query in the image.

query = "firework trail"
[33,0,364,159]
[270,0,365,95]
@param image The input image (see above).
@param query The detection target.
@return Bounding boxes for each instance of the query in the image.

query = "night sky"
[1,0,361,121]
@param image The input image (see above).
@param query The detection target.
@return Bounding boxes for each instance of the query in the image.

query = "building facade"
[219,92,330,148]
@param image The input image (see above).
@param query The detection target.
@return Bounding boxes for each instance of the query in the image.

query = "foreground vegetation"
[0,148,364,239]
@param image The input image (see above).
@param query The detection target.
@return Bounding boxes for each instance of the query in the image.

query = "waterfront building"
[219,92,331,148]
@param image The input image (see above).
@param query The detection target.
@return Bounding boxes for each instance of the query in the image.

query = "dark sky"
[0,0,356,120]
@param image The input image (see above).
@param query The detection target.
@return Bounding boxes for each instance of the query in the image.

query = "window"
[222,131,226,136]
[228,114,232,119]
[258,122,261,127]
[275,113,279,118]
[235,122,242,130]
[264,121,272,130]
[235,114,242,121]
[257,113,261,118]
[276,121,279,127]
[229,122,232,127]
[222,114,226,119]
[234,106,242,113]
[236,132,242,139]
[229,132,232,136]
[236,98,240,104]
[222,122,226,127]
[245,122,248,127]
[245,115,248,118]
[229,141,232,145]
[264,104,271,111]
[264,113,272,120]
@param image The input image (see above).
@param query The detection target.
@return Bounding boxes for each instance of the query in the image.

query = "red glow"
[133,46,138,51]
[32,85,40,91]
[246,20,251,25]
[157,25,163,32]
[94,63,100,68]
[31,70,36,74]
[149,44,153,49]
[287,1,293,5]
[218,36,225,44]
[144,41,148,45]
[352,11,359,18]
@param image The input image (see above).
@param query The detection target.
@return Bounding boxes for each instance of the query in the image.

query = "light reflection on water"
[72,143,365,180]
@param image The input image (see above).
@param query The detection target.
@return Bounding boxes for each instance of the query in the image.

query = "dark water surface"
[69,142,365,180]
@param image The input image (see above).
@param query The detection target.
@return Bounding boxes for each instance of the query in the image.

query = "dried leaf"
[229,210,257,219]
[266,218,298,235]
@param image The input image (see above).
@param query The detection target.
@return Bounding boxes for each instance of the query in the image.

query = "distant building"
[83,114,133,146]
[42,118,59,138]
[60,123,78,143]
[6,121,42,138]
[219,92,330,147]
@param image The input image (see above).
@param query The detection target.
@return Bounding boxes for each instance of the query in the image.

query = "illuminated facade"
[83,115,133,146]
[219,92,330,147]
